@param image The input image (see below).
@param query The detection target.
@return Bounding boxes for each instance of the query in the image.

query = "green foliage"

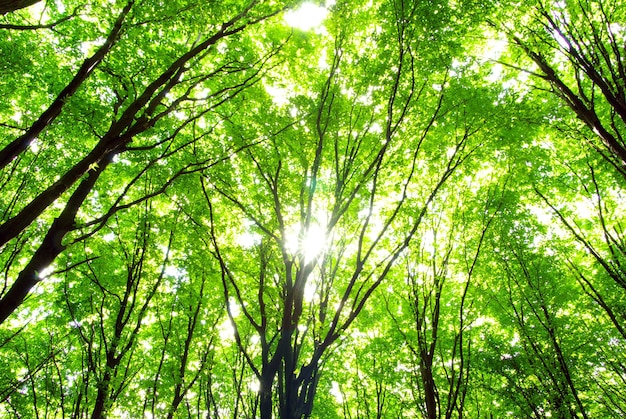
[1,0,625,418]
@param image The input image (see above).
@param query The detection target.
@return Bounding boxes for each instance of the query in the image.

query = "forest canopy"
[0,0,625,418]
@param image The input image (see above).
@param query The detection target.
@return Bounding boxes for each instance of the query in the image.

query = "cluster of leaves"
[0,0,625,418]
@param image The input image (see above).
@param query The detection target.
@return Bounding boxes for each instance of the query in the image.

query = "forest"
[0,0,625,417]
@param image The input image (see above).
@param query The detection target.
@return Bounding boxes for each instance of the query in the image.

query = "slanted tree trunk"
[0,0,40,14]
[0,0,134,170]
[0,152,113,324]
[0,0,279,324]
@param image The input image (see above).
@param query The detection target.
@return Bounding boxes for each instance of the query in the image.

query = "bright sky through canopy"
[284,2,329,31]
[4,0,626,416]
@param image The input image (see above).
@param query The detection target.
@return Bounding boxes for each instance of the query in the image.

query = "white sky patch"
[80,38,105,56]
[11,111,23,123]
[284,2,329,32]
[29,1,50,18]
[218,318,235,341]
[470,316,494,329]
[552,31,571,50]
[217,300,246,342]
[165,265,187,280]
[318,48,329,70]
[265,84,291,107]
[238,231,261,248]
[237,218,262,248]
[330,381,343,403]
[228,297,241,317]
[481,38,507,83]
[112,154,131,166]
[573,197,596,220]
[482,38,508,62]
[527,204,554,225]
[248,378,260,392]
[421,230,436,255]
[370,122,383,134]
[304,279,317,303]
[29,138,40,153]
[486,63,503,83]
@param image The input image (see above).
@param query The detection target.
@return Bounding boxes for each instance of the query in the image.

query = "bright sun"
[301,223,326,263]
[285,221,327,263]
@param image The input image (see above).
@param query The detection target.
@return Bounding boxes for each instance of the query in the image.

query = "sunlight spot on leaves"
[37,265,54,279]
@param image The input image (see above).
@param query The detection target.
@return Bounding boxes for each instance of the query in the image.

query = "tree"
[392,184,502,419]
[197,1,488,416]
[0,0,289,323]
[2,0,626,417]
[0,0,40,15]
[491,0,626,177]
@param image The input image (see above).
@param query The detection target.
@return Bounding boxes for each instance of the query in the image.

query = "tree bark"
[0,4,258,248]
[0,152,113,324]
[259,367,276,419]
[510,34,626,171]
[0,0,134,170]
[0,0,40,14]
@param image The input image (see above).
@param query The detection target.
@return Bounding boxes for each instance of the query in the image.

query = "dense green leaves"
[1,0,625,418]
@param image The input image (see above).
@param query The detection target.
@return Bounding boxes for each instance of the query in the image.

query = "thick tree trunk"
[0,0,134,170]
[292,361,321,419]
[420,353,438,419]
[90,367,113,419]
[0,0,40,14]
[0,152,112,324]
[259,370,275,419]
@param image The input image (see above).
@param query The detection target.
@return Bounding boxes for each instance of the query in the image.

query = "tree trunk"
[421,354,438,419]
[259,371,275,419]
[0,0,40,14]
[0,152,113,324]
[90,368,113,419]
[0,0,134,170]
